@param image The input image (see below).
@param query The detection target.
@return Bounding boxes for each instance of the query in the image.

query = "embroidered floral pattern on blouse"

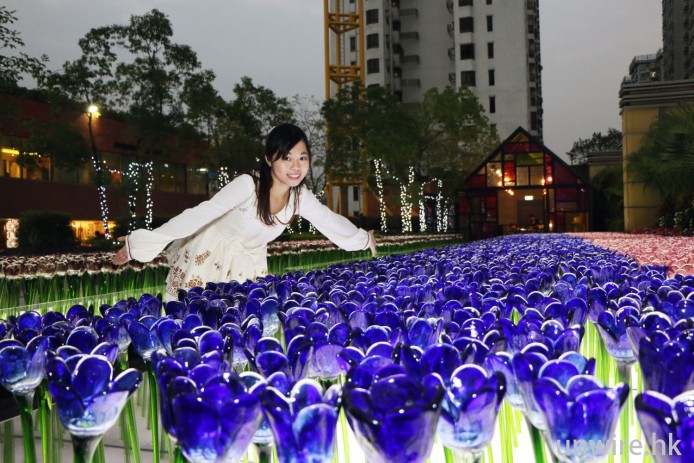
[168,266,185,296]
[183,250,190,264]
[186,274,204,288]
[195,251,211,266]
[214,262,222,271]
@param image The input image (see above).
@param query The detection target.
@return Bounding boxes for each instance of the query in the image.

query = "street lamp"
[87,104,100,118]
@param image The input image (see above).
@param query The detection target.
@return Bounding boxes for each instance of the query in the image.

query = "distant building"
[325,0,543,139]
[662,0,694,80]
[0,93,209,248]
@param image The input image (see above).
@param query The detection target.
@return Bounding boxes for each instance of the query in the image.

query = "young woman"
[113,123,377,300]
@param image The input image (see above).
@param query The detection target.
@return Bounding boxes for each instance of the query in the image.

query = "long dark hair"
[255,123,311,225]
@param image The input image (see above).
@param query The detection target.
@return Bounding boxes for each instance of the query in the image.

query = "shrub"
[18,211,77,252]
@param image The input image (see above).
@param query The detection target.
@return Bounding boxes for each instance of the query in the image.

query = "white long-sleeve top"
[126,174,369,299]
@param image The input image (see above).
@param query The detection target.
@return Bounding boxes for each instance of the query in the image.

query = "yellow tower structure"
[323,0,369,217]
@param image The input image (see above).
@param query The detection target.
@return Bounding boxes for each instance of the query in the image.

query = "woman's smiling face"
[269,139,310,189]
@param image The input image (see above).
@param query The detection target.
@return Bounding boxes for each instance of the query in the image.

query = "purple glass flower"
[595,307,639,365]
[635,390,693,463]
[46,354,142,437]
[342,356,445,463]
[437,364,505,454]
[261,379,341,463]
[534,375,629,462]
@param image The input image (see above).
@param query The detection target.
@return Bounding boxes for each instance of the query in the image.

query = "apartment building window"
[367,58,380,74]
[461,71,476,86]
[531,111,538,131]
[350,36,356,52]
[486,15,493,32]
[366,33,379,49]
[486,0,492,4]
[459,17,473,33]
[366,9,379,24]
[459,0,473,5]
[488,69,495,86]
[487,42,494,59]
[489,96,496,114]
[460,43,475,60]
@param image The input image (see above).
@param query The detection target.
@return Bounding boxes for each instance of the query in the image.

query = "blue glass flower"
[342,357,445,463]
[595,307,639,365]
[261,379,341,463]
[534,374,629,462]
[46,354,142,437]
[437,364,505,454]
[0,336,49,397]
[635,390,693,463]
[170,370,266,463]
[637,335,694,398]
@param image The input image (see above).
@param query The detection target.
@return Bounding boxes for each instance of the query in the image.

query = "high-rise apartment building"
[662,0,694,80]
[326,0,543,140]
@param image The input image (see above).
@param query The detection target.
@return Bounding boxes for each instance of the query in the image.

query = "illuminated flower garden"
[0,232,693,462]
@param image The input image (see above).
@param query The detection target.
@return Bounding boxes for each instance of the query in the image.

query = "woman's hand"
[112,237,131,265]
[368,230,377,257]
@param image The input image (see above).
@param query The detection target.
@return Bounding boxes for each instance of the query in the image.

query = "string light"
[437,179,444,233]
[219,167,231,187]
[373,159,388,233]
[145,161,154,229]
[419,183,426,233]
[124,163,141,234]
[399,167,415,233]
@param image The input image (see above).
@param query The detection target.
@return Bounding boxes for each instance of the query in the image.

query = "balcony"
[400,8,418,17]
[448,72,456,85]
[447,47,455,61]
[447,22,454,36]
[401,31,419,40]
[401,54,420,64]
[446,0,454,13]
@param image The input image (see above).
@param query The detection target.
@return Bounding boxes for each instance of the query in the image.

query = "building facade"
[327,0,543,139]
[662,0,694,80]
[0,93,209,248]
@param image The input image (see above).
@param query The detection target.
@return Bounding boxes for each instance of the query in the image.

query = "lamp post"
[86,104,111,239]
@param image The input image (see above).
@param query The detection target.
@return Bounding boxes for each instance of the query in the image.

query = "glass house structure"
[459,127,590,241]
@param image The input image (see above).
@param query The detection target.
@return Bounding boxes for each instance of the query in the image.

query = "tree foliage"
[567,128,622,165]
[292,95,327,194]
[0,7,46,89]
[414,86,498,194]
[627,104,694,210]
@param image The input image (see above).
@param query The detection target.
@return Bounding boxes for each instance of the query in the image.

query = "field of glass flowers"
[0,232,693,463]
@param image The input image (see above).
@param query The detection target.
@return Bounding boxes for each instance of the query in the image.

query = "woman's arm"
[298,186,377,256]
[119,174,256,263]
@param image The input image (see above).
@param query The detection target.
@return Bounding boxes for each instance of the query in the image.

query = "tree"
[567,128,622,165]
[216,76,295,172]
[414,86,498,195]
[0,6,46,89]
[291,94,327,194]
[627,104,694,211]
[591,165,624,231]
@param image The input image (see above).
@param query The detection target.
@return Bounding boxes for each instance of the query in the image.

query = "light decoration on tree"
[145,161,154,229]
[124,163,141,235]
[373,159,388,233]
[308,190,325,234]
[399,166,415,233]
[5,219,19,248]
[437,179,445,233]
[86,105,111,240]
[419,182,427,233]
[218,167,231,187]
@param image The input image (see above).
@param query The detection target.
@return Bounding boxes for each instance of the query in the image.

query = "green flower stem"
[4,420,14,463]
[255,443,272,463]
[124,397,142,463]
[174,445,186,463]
[617,362,632,463]
[147,368,161,463]
[39,388,53,463]
[16,391,38,463]
[71,435,101,463]
[526,418,545,463]
[443,446,455,463]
